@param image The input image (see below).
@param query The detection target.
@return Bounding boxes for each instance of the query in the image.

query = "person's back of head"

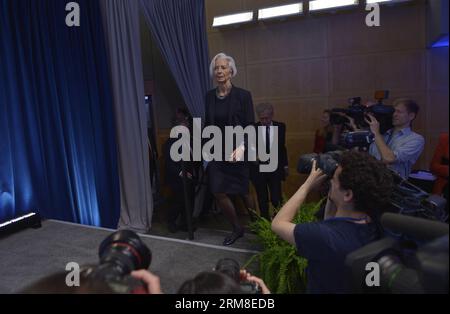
[175,107,192,127]
[177,271,242,294]
[19,270,117,294]
[338,151,394,220]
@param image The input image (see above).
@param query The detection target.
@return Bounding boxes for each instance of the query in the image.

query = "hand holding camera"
[239,270,271,294]
[131,270,163,294]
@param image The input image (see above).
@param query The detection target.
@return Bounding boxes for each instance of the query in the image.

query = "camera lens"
[98,230,152,276]
[215,258,241,283]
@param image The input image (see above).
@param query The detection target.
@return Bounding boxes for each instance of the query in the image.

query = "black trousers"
[251,171,282,219]
[167,180,194,226]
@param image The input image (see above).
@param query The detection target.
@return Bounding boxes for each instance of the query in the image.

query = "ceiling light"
[309,0,359,12]
[212,11,254,27]
[258,3,303,20]
[366,0,412,3]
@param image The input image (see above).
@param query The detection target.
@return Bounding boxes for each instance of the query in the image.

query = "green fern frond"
[246,200,324,294]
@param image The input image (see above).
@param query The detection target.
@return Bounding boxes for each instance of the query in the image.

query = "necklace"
[216,86,231,99]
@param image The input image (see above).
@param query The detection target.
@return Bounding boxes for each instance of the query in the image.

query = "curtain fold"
[99,0,153,233]
[0,0,120,228]
[139,0,210,119]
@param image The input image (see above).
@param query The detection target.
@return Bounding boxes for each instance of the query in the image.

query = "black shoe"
[223,229,244,246]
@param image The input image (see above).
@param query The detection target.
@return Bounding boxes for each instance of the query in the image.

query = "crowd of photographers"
[21,94,448,294]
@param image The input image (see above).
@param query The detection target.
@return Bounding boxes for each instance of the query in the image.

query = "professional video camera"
[214,258,262,294]
[346,213,449,294]
[330,91,394,135]
[81,230,152,294]
[297,151,448,221]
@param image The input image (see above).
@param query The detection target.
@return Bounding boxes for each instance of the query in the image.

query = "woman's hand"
[229,146,245,162]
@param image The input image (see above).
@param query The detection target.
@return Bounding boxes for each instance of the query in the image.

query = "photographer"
[20,269,163,294]
[272,151,394,293]
[177,270,270,294]
[367,98,424,179]
[214,258,271,294]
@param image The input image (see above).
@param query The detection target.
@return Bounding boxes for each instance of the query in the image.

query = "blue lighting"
[431,34,449,48]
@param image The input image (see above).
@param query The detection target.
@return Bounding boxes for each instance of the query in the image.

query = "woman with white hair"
[205,53,255,246]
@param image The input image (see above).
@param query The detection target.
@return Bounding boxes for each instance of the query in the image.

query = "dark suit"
[163,136,198,226]
[250,121,288,219]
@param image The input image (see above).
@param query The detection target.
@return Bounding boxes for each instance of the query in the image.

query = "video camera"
[81,230,152,294]
[214,258,262,294]
[346,213,449,294]
[330,91,394,135]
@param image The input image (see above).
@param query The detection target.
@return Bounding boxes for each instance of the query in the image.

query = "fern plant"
[244,201,323,294]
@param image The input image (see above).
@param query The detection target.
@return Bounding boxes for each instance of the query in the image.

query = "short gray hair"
[209,53,237,78]
[256,103,274,116]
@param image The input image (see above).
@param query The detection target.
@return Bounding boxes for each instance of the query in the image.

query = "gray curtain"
[99,0,152,233]
[139,0,210,119]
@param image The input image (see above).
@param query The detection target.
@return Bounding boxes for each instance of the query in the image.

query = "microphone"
[381,213,449,241]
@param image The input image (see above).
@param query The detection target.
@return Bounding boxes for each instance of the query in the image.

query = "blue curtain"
[139,0,211,119]
[0,0,120,228]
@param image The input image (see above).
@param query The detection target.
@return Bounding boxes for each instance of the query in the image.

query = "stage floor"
[0,220,260,293]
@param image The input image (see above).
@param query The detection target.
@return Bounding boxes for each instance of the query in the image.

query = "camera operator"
[367,98,424,179]
[272,151,394,293]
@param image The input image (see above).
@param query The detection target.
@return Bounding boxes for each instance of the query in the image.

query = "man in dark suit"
[164,108,198,233]
[250,103,288,220]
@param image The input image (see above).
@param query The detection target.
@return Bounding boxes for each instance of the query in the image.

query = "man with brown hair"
[367,98,425,178]
[272,151,394,293]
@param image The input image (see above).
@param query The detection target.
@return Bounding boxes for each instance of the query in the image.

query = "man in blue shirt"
[271,151,394,293]
[367,98,424,179]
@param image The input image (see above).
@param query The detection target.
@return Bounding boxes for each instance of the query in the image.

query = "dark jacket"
[164,137,199,190]
[252,121,288,180]
[205,86,255,129]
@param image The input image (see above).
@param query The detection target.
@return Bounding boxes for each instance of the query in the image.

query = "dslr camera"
[81,230,152,294]
[330,91,394,135]
[214,258,262,294]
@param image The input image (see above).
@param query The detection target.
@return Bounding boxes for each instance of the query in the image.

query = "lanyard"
[325,216,369,223]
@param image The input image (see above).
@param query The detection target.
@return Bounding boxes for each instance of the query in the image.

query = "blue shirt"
[294,220,379,294]
[369,127,424,178]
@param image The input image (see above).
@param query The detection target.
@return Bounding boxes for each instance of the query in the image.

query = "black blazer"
[252,121,288,180]
[205,86,255,129]
[205,86,255,157]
